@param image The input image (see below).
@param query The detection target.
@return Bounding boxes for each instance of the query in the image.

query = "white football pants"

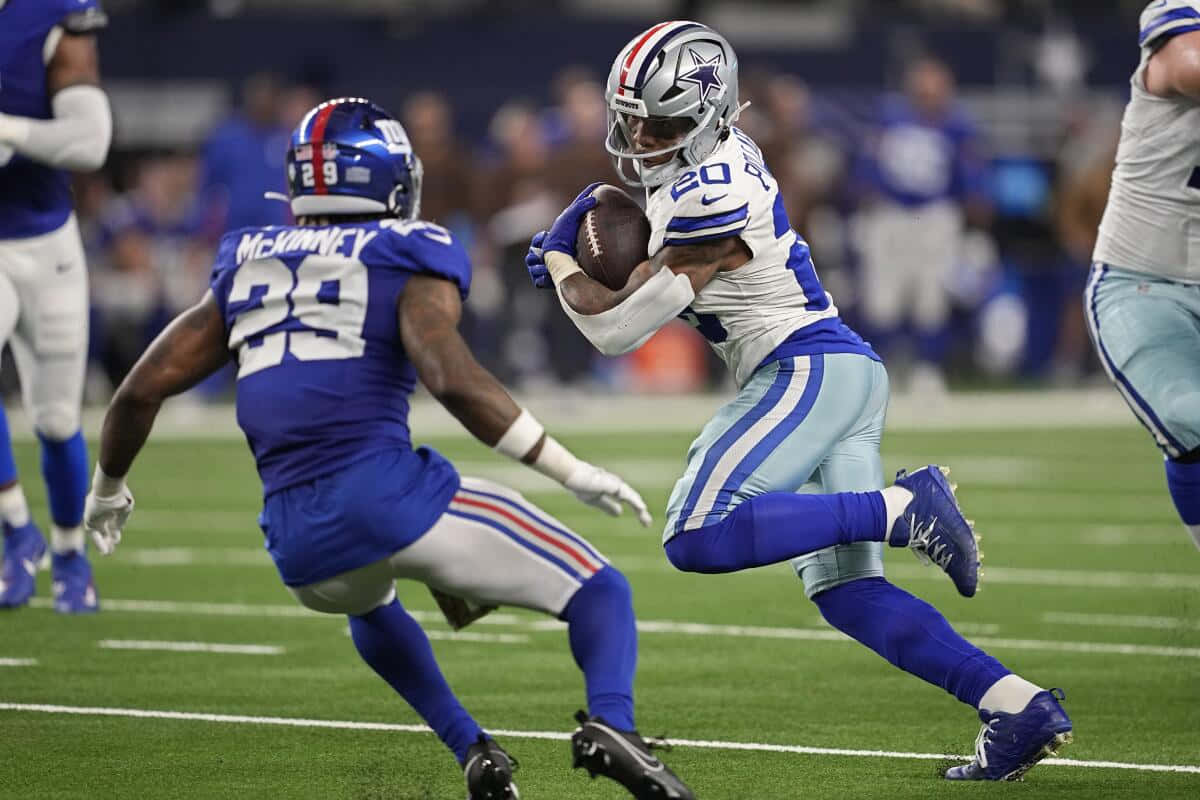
[0,214,89,441]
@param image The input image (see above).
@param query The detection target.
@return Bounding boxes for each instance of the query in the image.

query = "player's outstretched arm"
[399,275,651,524]
[1145,30,1200,99]
[84,293,230,554]
[0,30,111,171]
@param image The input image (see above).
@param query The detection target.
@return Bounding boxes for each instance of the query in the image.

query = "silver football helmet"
[605,21,741,188]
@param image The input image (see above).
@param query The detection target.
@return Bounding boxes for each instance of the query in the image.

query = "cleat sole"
[1001,730,1074,782]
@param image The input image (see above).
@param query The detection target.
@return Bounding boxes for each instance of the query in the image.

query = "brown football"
[575,184,651,291]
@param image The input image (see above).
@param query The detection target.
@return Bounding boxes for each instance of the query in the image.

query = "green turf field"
[2,424,1198,799]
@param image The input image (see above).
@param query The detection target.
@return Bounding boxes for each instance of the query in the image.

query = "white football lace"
[974,718,998,768]
[907,513,953,569]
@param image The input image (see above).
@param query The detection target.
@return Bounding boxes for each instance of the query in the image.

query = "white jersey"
[1094,0,1200,283]
[645,128,874,386]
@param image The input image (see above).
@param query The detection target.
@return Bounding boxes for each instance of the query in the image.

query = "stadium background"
[8,3,1200,799]
[14,0,1147,401]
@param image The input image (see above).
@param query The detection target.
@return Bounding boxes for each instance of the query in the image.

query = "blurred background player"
[528,21,1072,783]
[1088,0,1200,551]
[0,0,112,612]
[81,98,694,800]
[853,56,989,393]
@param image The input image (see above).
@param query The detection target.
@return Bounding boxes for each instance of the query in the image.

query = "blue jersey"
[209,219,470,527]
[859,95,985,208]
[0,0,106,240]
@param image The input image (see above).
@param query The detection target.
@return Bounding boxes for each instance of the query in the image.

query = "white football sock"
[51,525,85,555]
[880,485,914,540]
[1188,524,1200,551]
[978,674,1044,714]
[0,483,31,529]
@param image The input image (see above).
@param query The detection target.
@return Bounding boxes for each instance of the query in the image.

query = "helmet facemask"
[604,22,740,189]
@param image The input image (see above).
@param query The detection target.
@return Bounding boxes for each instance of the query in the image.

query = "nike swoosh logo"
[700,193,727,206]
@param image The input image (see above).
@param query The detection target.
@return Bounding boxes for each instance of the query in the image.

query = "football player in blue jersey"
[0,0,112,612]
[527,21,1071,782]
[80,98,695,800]
[854,56,988,391]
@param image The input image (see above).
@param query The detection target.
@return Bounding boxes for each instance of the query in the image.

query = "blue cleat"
[889,465,980,597]
[0,522,47,609]
[945,689,1074,781]
[51,549,99,614]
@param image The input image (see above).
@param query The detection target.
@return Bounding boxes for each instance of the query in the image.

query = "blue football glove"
[526,230,551,289]
[544,182,602,258]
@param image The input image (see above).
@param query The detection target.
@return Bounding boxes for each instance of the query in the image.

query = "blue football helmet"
[286,97,423,220]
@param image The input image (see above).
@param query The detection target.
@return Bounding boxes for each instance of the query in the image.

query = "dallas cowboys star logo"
[678,48,724,105]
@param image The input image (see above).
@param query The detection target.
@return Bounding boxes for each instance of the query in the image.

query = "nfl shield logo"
[294,144,313,161]
[322,143,339,160]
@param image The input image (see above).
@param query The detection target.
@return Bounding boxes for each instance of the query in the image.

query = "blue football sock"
[1165,456,1200,527]
[561,565,637,731]
[349,598,483,764]
[814,577,1009,707]
[38,430,88,527]
[0,407,18,487]
[664,490,886,573]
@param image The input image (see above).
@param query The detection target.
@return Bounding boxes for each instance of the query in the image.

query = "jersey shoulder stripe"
[1139,1,1200,47]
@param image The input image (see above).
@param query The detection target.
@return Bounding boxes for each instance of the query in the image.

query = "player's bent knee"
[1158,392,1200,451]
[563,564,633,620]
[33,405,81,442]
[792,541,885,599]
[290,576,395,617]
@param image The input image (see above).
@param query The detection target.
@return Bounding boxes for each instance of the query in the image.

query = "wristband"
[92,464,127,498]
[0,113,31,146]
[494,408,545,461]
[531,436,584,485]
[545,251,583,285]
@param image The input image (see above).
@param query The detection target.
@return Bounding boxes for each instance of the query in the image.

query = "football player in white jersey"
[1089,0,1200,551]
[527,21,1072,781]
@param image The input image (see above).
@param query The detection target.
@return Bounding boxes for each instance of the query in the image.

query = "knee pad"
[290,576,395,617]
[1158,392,1200,455]
[34,403,81,442]
[792,541,885,599]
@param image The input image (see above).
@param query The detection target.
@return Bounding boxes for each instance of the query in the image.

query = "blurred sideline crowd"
[74,60,1120,401]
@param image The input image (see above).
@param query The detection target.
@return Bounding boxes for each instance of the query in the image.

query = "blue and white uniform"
[212,219,608,614]
[652,128,886,597]
[1088,0,1200,459]
[855,95,983,336]
[0,0,106,525]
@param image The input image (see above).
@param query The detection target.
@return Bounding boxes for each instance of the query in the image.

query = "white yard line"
[405,631,529,645]
[1,701,1197,775]
[1043,612,1200,631]
[97,640,283,656]
[100,547,1200,593]
[50,596,1195,659]
[0,659,37,667]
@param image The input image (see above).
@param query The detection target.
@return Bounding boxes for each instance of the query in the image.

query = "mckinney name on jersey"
[646,127,876,387]
[1094,0,1200,283]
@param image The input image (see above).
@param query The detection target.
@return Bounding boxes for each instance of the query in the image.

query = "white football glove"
[83,487,134,556]
[563,462,652,527]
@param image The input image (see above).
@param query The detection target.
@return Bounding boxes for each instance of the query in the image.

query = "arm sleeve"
[1139,1,1200,49]
[0,85,112,172]
[557,266,696,357]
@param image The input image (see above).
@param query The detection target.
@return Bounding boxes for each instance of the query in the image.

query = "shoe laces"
[907,513,952,569]
[974,717,999,768]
